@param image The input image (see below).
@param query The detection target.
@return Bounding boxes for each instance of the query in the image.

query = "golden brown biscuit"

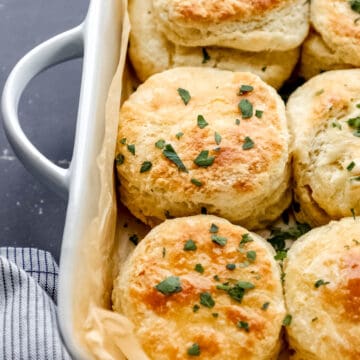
[152,0,309,51]
[311,0,360,67]
[284,217,360,360]
[286,70,360,227]
[299,30,353,80]
[129,0,300,89]
[116,67,291,229]
[113,215,286,360]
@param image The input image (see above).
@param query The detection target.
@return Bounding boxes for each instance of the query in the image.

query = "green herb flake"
[212,312,219,318]
[210,224,219,233]
[226,263,236,270]
[237,281,255,289]
[347,161,356,171]
[140,161,152,173]
[214,132,222,145]
[211,235,228,246]
[197,115,208,129]
[314,279,330,288]
[332,121,342,130]
[238,99,253,119]
[315,89,324,96]
[255,110,263,118]
[235,119,240,125]
[354,130,360,137]
[202,48,211,64]
[193,304,200,313]
[155,276,182,295]
[240,233,253,246]
[283,314,292,326]
[357,103,360,108]
[246,250,257,262]
[120,138,127,144]
[194,150,215,167]
[187,343,201,356]
[238,85,254,95]
[237,321,250,332]
[200,292,215,308]
[115,154,125,165]
[350,0,360,14]
[262,302,270,310]
[155,139,166,149]
[191,178,203,187]
[217,281,254,303]
[195,263,205,274]
[127,144,135,155]
[242,136,255,150]
[348,116,360,129]
[176,132,184,139]
[129,234,138,245]
[262,66,267,72]
[201,207,207,214]
[163,144,188,172]
[184,239,197,251]
[177,88,191,105]
[274,250,287,261]
[238,261,250,268]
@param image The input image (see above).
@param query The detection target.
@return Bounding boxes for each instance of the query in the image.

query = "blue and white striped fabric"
[0,247,71,360]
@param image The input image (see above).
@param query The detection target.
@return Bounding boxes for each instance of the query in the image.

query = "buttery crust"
[153,0,309,51]
[311,0,360,67]
[115,67,291,229]
[113,215,286,360]
[284,217,360,360]
[299,30,353,80]
[286,70,360,227]
[129,0,300,89]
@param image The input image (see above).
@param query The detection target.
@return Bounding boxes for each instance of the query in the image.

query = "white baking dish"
[1,0,126,358]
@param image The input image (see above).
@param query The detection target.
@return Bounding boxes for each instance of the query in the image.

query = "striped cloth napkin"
[0,247,71,360]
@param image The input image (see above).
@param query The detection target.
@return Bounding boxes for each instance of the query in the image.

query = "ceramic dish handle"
[1,25,84,198]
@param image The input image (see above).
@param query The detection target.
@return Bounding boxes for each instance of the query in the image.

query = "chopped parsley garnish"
[238,261,250,268]
[315,89,324,96]
[351,176,360,182]
[213,275,220,281]
[200,292,215,308]
[262,302,270,310]
[177,88,191,105]
[140,161,152,173]
[237,281,255,289]
[163,144,188,172]
[164,210,174,219]
[357,103,360,108]
[350,0,360,13]
[354,130,360,137]
[239,99,253,119]
[246,250,257,262]
[191,178,202,187]
[226,263,236,270]
[347,161,356,171]
[235,119,240,125]
[255,110,263,118]
[314,279,330,288]
[332,121,342,130]
[176,132,184,139]
[212,312,219,318]
[127,144,135,155]
[283,314,292,326]
[202,48,210,64]
[193,304,200,313]
[195,263,205,274]
[240,233,253,246]
[274,250,287,261]
[129,234,138,245]
[194,150,215,167]
[238,85,254,95]
[262,66,267,72]
[210,223,219,233]
[237,321,250,332]
[184,239,197,251]
[217,281,254,302]
[115,154,125,165]
[348,116,360,129]
[201,207,207,214]
[155,276,182,295]
[211,235,227,246]
[214,132,222,145]
[242,136,255,150]
[187,343,200,356]
[120,138,127,144]
[197,115,208,129]
[155,139,165,149]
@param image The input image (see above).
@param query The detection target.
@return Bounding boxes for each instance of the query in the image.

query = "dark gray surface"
[0,0,89,262]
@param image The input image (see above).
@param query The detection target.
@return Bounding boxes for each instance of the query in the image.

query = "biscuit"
[284,217,360,360]
[116,67,291,229]
[286,70,360,227]
[152,0,309,51]
[129,0,300,89]
[311,0,360,68]
[299,30,353,80]
[113,215,286,360]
